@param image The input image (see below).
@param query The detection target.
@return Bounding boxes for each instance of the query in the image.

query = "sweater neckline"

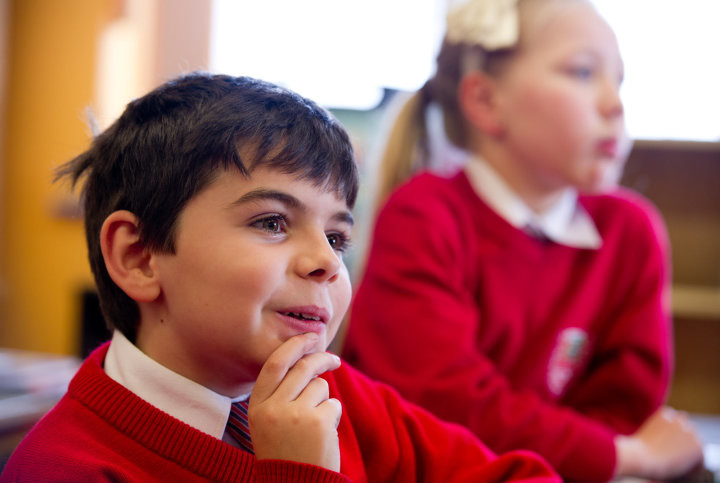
[454,171,557,256]
[69,344,254,481]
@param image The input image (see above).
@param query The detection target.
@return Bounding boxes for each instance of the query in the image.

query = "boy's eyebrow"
[335,211,355,227]
[231,188,354,226]
[232,188,299,209]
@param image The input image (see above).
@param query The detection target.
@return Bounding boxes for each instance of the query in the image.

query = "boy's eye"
[327,232,351,253]
[252,215,287,234]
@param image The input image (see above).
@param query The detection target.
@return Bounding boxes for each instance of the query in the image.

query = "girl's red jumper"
[344,170,672,482]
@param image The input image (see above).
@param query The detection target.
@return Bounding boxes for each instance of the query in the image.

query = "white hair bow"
[446,0,519,50]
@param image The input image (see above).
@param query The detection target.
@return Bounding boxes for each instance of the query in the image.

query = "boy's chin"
[273,331,331,354]
[309,334,332,353]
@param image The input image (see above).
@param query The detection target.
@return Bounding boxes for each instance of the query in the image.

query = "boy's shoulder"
[1,346,132,478]
[326,361,559,482]
[1,384,110,480]
[326,359,489,447]
[324,359,398,403]
[1,345,251,482]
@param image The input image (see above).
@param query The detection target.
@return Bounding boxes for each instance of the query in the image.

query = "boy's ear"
[458,71,504,138]
[100,210,161,303]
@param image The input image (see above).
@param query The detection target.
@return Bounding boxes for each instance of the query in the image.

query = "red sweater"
[1,343,559,482]
[344,171,673,482]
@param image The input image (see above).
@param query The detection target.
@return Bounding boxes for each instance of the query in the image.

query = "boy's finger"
[316,398,343,429]
[270,351,341,402]
[294,375,330,404]
[251,333,322,403]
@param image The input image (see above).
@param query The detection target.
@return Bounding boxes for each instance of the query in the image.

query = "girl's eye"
[568,65,594,80]
[327,232,352,253]
[252,215,287,234]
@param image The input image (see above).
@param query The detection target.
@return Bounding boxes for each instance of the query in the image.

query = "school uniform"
[344,158,672,481]
[1,331,559,482]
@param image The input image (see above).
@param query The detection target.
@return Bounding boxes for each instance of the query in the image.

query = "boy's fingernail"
[305,332,320,341]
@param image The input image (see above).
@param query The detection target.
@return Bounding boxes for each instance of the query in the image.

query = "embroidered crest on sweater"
[547,327,590,396]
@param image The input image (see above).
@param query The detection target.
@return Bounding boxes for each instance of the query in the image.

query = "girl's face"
[491,0,629,200]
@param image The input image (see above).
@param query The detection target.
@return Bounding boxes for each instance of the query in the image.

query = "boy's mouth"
[282,312,322,322]
[277,306,329,324]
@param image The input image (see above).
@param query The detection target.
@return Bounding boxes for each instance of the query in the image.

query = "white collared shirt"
[104,330,250,442]
[464,156,602,249]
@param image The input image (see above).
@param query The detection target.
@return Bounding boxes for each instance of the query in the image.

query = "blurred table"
[0,348,80,469]
[692,413,720,481]
[614,413,719,482]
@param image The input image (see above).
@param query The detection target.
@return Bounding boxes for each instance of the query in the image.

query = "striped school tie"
[227,400,254,454]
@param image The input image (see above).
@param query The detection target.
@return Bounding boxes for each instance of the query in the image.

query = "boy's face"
[141,166,353,397]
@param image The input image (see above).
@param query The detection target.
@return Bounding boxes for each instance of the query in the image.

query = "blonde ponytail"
[374,89,430,209]
[373,33,516,210]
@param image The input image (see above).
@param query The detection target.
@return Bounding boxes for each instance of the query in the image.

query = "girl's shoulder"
[580,187,668,244]
[581,187,662,219]
[378,169,507,244]
[386,169,477,212]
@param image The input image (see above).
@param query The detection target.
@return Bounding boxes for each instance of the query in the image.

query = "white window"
[593,0,720,142]
[210,0,445,110]
[211,0,720,141]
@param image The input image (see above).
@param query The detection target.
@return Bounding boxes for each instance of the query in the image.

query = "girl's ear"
[100,210,161,303]
[458,71,504,138]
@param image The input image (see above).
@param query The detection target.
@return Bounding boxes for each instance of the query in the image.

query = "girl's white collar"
[464,156,602,249]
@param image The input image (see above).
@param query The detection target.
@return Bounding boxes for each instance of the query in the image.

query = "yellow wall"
[1,0,113,354]
[0,0,212,355]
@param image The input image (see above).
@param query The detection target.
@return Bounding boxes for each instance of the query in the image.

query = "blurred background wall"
[0,0,211,356]
[1,0,113,356]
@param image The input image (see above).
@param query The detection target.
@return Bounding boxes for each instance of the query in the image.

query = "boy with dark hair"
[1,73,559,482]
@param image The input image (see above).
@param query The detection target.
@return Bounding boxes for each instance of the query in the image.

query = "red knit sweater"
[1,343,559,482]
[344,171,673,482]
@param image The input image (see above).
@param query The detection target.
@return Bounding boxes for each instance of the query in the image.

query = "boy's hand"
[248,333,343,472]
[614,406,704,479]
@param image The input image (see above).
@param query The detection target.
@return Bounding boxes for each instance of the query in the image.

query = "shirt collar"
[464,155,602,249]
[104,330,250,439]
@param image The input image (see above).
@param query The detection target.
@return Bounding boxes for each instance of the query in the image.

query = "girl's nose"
[599,79,624,119]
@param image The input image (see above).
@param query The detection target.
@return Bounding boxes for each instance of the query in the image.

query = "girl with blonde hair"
[344,0,704,480]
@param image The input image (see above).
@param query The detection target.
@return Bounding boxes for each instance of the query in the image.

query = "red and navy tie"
[226,400,254,454]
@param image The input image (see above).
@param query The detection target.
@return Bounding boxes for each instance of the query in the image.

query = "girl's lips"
[597,138,619,158]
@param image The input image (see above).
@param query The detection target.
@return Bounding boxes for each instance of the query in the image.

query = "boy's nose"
[296,234,342,283]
